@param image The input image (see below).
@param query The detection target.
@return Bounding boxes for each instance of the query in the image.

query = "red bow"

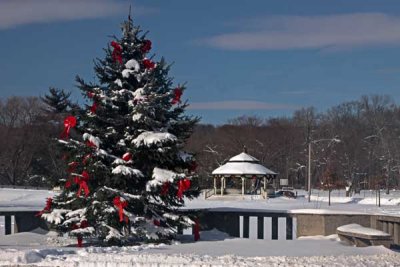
[171,88,182,104]
[122,152,132,162]
[161,182,170,196]
[177,178,191,199]
[161,182,169,196]
[35,197,52,217]
[65,180,72,188]
[153,219,167,227]
[141,40,152,53]
[111,41,122,64]
[82,154,91,165]
[189,161,198,173]
[86,140,97,148]
[113,196,128,222]
[143,59,155,69]
[87,91,94,98]
[67,161,79,173]
[90,102,98,114]
[73,220,89,247]
[194,218,200,241]
[60,116,77,139]
[74,171,90,197]
[153,219,160,226]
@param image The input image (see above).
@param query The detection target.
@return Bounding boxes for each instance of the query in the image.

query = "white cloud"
[188,101,297,110]
[201,13,400,51]
[0,0,154,30]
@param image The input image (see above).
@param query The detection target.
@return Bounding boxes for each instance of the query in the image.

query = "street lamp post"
[308,142,312,202]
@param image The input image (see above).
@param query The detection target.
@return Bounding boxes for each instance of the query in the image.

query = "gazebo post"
[213,176,217,195]
[264,176,267,191]
[241,176,245,196]
[220,177,224,196]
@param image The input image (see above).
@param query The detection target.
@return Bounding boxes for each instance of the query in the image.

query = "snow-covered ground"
[185,190,400,217]
[1,188,400,213]
[1,188,400,266]
[0,188,55,212]
[0,229,399,266]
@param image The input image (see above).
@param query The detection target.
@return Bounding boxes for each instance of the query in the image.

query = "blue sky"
[1,0,400,124]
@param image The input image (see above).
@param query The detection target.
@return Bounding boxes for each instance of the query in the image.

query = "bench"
[337,224,393,248]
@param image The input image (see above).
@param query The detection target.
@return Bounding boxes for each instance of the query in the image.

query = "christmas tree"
[40,17,200,246]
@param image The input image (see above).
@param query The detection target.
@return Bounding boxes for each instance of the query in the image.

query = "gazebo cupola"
[211,148,277,196]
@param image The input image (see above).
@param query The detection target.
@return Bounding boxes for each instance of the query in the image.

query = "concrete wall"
[295,214,371,237]
[295,214,325,236]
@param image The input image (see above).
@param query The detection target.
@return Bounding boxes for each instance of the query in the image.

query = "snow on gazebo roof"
[212,152,277,177]
[228,152,259,162]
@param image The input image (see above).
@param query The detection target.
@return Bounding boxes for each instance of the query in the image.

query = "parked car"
[275,190,296,198]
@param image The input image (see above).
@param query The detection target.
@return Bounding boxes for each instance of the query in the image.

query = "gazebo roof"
[228,152,259,162]
[212,152,277,176]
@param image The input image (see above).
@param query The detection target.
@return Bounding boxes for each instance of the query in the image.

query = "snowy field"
[1,188,400,266]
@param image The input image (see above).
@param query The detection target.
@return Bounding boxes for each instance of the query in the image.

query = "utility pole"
[308,142,312,202]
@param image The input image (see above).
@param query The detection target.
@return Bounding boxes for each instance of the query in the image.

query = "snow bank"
[0,232,397,266]
[358,197,400,205]
[310,195,354,204]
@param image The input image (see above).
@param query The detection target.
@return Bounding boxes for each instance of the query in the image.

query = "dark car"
[275,190,296,198]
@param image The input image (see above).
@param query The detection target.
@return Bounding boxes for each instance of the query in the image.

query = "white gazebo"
[211,150,277,197]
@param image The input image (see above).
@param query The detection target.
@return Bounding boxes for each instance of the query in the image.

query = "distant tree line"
[0,93,399,194]
[0,89,75,187]
[186,95,400,194]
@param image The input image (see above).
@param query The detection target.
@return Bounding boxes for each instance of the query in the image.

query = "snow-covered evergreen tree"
[41,87,73,114]
[41,18,200,246]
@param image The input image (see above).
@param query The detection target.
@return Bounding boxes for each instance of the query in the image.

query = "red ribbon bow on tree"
[90,102,98,114]
[153,219,167,227]
[87,91,95,98]
[113,196,128,222]
[141,40,152,53]
[72,220,89,247]
[122,152,132,162]
[74,171,90,197]
[143,59,155,69]
[111,41,122,64]
[177,178,191,200]
[60,116,77,139]
[82,154,91,165]
[67,161,79,173]
[35,197,52,217]
[171,88,183,104]
[189,161,198,173]
[161,182,170,196]
[86,140,97,148]
[194,218,200,241]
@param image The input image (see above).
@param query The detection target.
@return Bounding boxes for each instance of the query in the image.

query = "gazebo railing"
[204,189,215,199]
